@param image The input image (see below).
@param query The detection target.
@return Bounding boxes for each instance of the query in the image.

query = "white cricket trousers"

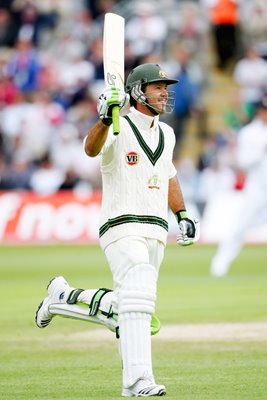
[104,236,165,389]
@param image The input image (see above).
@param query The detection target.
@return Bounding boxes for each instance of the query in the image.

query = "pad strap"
[89,288,112,316]
[67,289,84,304]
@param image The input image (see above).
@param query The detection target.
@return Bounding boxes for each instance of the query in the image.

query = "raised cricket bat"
[103,13,125,135]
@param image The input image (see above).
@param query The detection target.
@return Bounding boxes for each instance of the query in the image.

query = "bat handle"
[112,106,120,135]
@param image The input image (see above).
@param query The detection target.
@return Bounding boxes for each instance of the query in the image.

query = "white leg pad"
[49,303,118,333]
[119,311,153,388]
[118,264,157,315]
[118,264,157,388]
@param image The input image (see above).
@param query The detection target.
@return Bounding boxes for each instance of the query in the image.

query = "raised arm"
[84,120,110,157]
[84,85,129,157]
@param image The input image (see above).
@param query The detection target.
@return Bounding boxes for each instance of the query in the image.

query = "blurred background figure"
[125,1,168,60]
[204,0,240,70]
[239,0,267,52]
[29,152,65,195]
[233,45,267,112]
[164,43,206,159]
[210,97,267,277]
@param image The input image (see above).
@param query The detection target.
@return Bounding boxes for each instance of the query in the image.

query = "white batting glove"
[97,86,129,126]
[175,210,200,246]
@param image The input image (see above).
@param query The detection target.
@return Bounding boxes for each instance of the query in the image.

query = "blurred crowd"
[1,0,267,216]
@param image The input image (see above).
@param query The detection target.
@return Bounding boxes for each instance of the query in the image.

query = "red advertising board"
[0,191,102,243]
[2,190,266,245]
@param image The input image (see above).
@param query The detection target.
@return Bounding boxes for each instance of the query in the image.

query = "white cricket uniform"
[211,117,267,276]
[98,106,177,250]
[93,106,177,389]
[48,107,178,392]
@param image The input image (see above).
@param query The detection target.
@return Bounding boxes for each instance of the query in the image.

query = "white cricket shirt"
[97,107,177,249]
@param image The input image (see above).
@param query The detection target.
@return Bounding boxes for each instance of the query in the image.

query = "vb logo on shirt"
[126,152,139,165]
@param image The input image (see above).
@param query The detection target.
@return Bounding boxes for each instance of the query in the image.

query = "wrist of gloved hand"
[175,210,195,238]
[101,117,112,126]
[175,210,200,246]
[97,86,129,122]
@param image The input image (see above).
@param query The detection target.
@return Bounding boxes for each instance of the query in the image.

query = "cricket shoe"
[210,258,229,277]
[122,378,166,397]
[35,276,69,328]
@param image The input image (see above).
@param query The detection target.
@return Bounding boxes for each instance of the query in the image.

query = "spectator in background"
[197,131,236,214]
[205,0,240,70]
[17,90,65,162]
[0,8,18,47]
[50,122,101,190]
[1,89,27,135]
[0,49,20,107]
[239,0,267,49]
[197,150,236,211]
[223,89,255,131]
[0,156,9,189]
[164,43,205,159]
[176,156,201,217]
[56,41,95,106]
[29,152,65,195]
[233,45,267,110]
[87,37,104,83]
[12,1,41,46]
[173,1,209,68]
[7,36,41,93]
[0,151,35,190]
[125,1,168,59]
[85,0,117,19]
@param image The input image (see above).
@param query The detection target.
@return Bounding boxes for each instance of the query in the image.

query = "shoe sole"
[35,298,52,328]
[122,388,166,397]
[35,277,58,328]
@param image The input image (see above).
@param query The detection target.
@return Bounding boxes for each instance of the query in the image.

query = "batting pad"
[49,303,117,333]
[49,303,160,337]
[118,263,157,315]
[119,311,153,388]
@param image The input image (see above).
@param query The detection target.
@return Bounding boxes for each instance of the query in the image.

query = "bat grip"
[112,106,120,135]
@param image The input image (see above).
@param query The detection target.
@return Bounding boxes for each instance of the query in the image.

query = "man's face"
[144,82,169,114]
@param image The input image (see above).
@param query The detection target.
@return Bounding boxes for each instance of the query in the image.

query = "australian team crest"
[126,151,139,165]
[148,174,160,189]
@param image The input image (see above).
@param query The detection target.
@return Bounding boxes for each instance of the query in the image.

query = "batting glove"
[97,86,129,126]
[175,210,200,246]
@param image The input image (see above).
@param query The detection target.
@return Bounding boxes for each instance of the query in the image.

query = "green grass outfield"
[0,244,267,399]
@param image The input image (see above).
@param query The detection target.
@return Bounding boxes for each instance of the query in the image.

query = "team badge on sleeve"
[126,152,139,165]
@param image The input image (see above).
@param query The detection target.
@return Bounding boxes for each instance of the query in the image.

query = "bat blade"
[103,13,125,135]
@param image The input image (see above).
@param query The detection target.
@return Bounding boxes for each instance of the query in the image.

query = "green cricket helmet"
[125,63,178,114]
[126,63,178,91]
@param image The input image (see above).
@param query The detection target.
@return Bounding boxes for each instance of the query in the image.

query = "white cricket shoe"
[210,258,229,277]
[35,276,69,328]
[122,378,166,397]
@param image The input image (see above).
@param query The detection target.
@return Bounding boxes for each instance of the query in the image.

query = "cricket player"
[211,96,267,277]
[36,63,199,397]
